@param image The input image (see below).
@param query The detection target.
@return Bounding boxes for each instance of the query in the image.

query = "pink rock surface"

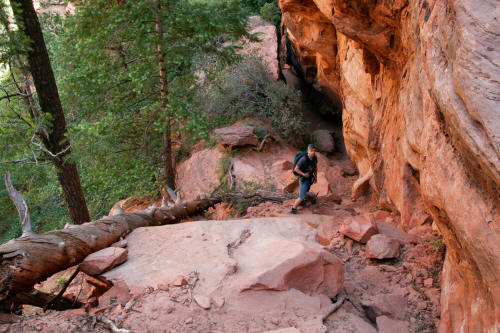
[309,172,332,197]
[272,160,293,171]
[279,171,298,193]
[316,216,342,246]
[376,316,409,333]
[366,234,401,259]
[80,247,128,276]
[176,148,223,201]
[102,217,343,330]
[361,294,407,321]
[214,124,258,149]
[340,213,378,243]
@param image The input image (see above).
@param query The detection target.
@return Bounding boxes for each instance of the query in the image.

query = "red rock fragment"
[340,213,378,243]
[80,247,128,276]
[366,234,401,259]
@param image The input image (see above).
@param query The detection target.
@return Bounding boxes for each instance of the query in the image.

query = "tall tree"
[50,0,249,188]
[8,0,90,224]
[155,0,174,188]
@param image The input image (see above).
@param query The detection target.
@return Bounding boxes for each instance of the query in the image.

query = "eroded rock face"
[279,0,500,330]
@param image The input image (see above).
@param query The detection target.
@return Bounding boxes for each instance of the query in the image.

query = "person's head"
[307,144,316,159]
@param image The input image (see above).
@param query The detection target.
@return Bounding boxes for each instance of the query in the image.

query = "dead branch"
[255,134,271,152]
[44,266,80,312]
[10,289,82,311]
[228,160,235,190]
[0,197,219,304]
[321,293,346,321]
[216,189,295,205]
[4,172,34,237]
[97,316,130,333]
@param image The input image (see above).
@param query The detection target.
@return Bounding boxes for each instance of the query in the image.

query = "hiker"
[291,144,317,214]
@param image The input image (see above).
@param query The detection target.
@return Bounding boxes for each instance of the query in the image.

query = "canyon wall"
[278,0,499,332]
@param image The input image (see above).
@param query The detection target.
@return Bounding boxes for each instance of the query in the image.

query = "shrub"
[201,57,306,146]
[260,2,281,26]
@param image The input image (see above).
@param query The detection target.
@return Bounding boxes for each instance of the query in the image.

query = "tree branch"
[4,172,34,237]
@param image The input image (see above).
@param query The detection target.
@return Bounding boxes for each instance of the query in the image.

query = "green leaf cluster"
[0,0,249,240]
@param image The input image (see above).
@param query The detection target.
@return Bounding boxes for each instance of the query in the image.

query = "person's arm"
[294,164,309,178]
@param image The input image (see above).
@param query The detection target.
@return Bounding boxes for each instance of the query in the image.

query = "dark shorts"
[299,177,312,200]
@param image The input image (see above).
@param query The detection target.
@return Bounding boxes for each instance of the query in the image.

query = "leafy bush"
[260,2,281,26]
[200,57,306,145]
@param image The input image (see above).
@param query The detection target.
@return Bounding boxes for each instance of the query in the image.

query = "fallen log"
[0,197,220,304]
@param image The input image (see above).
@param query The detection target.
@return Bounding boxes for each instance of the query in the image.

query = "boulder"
[361,294,407,321]
[279,171,298,193]
[317,216,342,246]
[80,247,128,276]
[376,316,409,333]
[312,130,335,153]
[238,238,343,298]
[214,124,258,149]
[366,234,401,259]
[310,172,332,197]
[340,213,378,243]
[375,221,411,244]
[176,148,223,201]
[272,160,293,171]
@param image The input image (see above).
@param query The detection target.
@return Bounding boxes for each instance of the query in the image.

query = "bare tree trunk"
[155,0,175,188]
[0,198,219,304]
[10,0,91,224]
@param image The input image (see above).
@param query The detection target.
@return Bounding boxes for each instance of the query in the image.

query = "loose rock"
[340,213,378,243]
[366,234,401,259]
[80,247,128,276]
[214,124,258,149]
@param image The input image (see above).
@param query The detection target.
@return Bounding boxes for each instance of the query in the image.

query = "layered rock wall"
[279,0,500,332]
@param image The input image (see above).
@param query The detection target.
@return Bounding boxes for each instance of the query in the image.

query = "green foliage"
[0,0,250,241]
[243,0,274,14]
[200,57,306,145]
[260,1,281,26]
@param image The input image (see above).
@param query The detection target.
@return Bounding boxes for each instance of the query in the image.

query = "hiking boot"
[290,208,297,214]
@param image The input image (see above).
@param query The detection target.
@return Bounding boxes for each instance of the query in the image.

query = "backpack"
[292,150,308,176]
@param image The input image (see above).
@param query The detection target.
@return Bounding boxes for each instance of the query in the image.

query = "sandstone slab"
[214,124,258,149]
[103,217,343,331]
[80,247,128,276]
[366,234,401,259]
[340,213,378,243]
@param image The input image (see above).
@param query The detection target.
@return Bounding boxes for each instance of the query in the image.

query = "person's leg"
[291,178,310,213]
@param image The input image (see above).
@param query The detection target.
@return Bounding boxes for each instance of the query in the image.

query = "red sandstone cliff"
[279,0,499,332]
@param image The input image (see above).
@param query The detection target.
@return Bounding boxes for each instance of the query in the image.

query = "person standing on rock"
[291,144,317,214]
